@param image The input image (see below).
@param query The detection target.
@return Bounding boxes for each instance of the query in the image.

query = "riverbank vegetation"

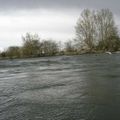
[1,9,120,59]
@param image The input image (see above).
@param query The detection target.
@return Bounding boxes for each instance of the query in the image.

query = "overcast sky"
[0,0,120,50]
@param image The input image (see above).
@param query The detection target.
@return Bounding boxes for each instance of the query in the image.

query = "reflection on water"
[0,54,120,120]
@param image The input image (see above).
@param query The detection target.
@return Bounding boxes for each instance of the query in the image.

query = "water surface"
[0,54,120,120]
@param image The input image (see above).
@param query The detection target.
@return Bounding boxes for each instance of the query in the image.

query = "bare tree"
[96,9,120,51]
[22,33,41,57]
[41,40,59,56]
[6,46,21,58]
[75,9,120,52]
[75,9,96,51]
[65,40,75,53]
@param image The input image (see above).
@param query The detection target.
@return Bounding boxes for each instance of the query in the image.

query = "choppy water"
[0,54,120,120]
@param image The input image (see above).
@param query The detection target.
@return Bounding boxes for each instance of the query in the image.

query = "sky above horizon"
[0,0,120,50]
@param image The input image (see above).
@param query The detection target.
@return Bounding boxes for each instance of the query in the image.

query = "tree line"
[0,9,120,59]
[0,33,61,58]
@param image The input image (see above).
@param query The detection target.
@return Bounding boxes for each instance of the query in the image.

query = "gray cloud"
[0,0,119,12]
[0,0,119,49]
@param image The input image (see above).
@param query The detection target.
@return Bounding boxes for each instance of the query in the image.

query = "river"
[0,54,120,120]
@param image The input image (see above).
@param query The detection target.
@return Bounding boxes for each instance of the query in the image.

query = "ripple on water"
[0,55,120,120]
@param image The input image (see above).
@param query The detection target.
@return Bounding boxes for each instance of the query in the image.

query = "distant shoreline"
[1,51,120,60]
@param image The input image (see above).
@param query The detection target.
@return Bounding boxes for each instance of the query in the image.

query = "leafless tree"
[75,9,120,52]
